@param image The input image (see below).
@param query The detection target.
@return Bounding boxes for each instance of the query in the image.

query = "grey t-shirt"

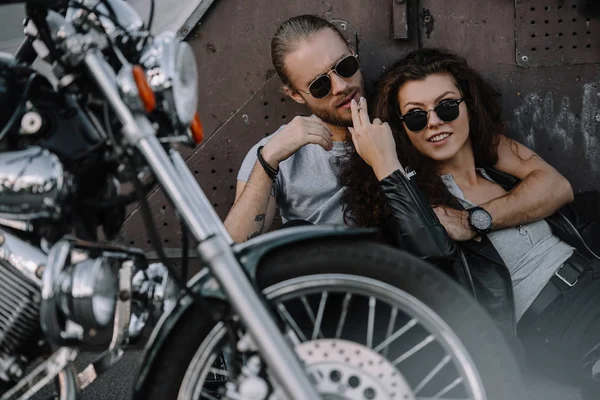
[237,126,347,225]
[441,169,574,321]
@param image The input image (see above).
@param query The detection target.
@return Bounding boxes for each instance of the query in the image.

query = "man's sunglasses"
[399,98,464,132]
[298,54,360,99]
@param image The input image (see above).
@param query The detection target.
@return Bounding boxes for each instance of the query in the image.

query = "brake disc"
[295,339,414,400]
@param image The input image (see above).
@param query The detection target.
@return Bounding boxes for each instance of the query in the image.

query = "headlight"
[141,32,199,126]
[60,257,117,329]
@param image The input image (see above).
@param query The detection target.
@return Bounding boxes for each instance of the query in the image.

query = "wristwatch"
[467,206,492,235]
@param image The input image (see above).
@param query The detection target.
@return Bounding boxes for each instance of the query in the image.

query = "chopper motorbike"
[0,0,526,399]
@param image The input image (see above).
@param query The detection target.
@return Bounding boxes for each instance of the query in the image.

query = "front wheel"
[141,239,526,400]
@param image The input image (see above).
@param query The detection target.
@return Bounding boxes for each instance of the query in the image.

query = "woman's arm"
[379,170,458,262]
[348,97,458,262]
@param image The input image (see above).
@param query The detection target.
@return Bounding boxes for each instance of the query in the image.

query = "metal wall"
[119,0,600,252]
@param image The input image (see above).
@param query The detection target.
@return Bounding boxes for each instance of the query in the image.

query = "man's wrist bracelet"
[257,146,278,181]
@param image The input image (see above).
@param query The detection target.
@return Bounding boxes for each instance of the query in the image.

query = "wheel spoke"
[277,302,307,342]
[301,296,317,324]
[311,292,328,341]
[367,296,376,348]
[373,318,417,353]
[393,334,435,365]
[414,355,452,394]
[431,376,464,399]
[382,307,398,357]
[335,293,352,339]
[300,296,324,339]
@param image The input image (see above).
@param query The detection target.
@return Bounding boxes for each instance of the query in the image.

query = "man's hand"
[349,97,405,180]
[433,207,477,242]
[261,116,333,168]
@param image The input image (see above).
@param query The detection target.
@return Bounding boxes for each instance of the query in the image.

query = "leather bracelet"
[257,146,278,181]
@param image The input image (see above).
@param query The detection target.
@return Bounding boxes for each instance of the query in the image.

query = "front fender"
[233,225,378,278]
[133,225,377,396]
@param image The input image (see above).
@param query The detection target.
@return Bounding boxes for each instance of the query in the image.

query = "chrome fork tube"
[85,53,319,399]
[136,135,319,400]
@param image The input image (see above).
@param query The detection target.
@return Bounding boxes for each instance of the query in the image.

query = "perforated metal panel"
[515,0,599,67]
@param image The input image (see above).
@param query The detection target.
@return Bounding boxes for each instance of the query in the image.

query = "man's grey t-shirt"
[237,126,347,225]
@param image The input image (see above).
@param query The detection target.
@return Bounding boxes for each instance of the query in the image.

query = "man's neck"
[327,124,349,142]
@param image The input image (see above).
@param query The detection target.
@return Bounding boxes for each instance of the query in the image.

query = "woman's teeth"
[429,133,450,142]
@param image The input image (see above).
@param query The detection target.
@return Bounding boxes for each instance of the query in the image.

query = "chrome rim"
[178,274,487,400]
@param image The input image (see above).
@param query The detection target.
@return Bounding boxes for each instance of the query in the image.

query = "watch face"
[470,209,492,230]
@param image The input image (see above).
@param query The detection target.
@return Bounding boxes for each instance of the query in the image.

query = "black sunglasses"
[399,98,464,132]
[298,54,360,99]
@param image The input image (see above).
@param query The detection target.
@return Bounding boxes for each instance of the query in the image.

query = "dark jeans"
[518,258,600,393]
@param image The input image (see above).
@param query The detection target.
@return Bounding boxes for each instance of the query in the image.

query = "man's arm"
[224,116,333,243]
[483,135,574,229]
[224,162,278,243]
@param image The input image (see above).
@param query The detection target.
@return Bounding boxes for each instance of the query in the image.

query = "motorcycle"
[0,0,526,399]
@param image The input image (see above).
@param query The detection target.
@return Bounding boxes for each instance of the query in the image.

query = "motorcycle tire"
[136,238,527,400]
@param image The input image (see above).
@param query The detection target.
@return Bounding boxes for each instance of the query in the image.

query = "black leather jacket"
[379,168,600,335]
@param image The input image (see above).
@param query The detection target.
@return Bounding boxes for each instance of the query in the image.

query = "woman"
[339,48,600,394]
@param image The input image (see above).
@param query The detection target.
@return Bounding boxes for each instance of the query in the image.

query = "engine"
[0,228,46,383]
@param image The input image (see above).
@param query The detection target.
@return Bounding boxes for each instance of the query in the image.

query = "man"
[224,15,364,242]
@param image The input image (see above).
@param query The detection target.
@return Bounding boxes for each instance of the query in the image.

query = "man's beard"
[309,103,353,127]
[306,88,360,128]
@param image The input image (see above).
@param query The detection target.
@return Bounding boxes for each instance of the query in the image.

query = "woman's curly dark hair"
[339,48,505,228]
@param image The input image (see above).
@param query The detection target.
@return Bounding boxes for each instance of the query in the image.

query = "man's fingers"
[306,125,333,148]
[307,133,332,150]
[306,118,333,136]
[304,120,333,137]
[350,99,362,129]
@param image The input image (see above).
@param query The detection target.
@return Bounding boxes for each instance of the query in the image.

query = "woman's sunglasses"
[399,98,464,132]
[298,54,360,99]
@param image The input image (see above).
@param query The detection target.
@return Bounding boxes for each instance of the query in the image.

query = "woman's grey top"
[441,169,574,321]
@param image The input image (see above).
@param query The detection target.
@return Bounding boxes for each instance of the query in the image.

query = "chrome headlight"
[140,32,199,126]
[60,257,118,329]
[71,258,117,328]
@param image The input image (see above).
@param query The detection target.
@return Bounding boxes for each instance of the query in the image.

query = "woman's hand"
[349,97,405,180]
